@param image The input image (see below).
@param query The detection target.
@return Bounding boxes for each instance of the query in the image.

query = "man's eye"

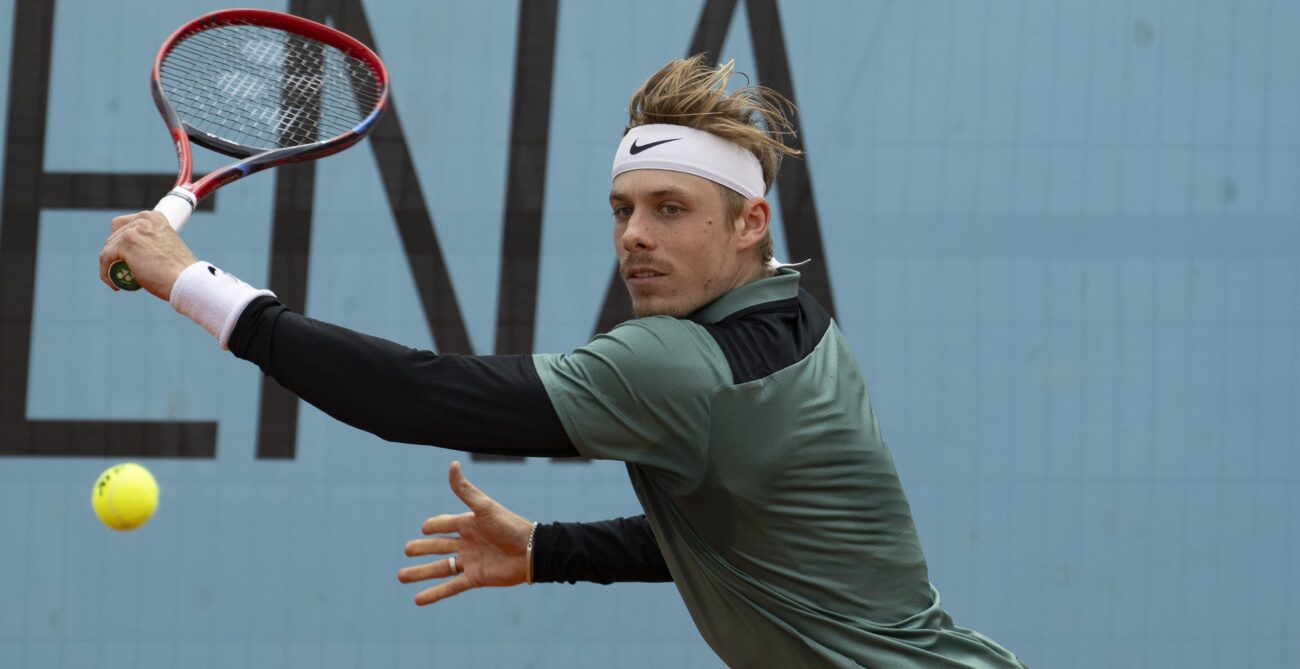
[613,206,631,218]
[662,205,680,215]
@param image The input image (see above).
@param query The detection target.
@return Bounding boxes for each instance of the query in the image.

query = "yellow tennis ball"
[91,463,159,531]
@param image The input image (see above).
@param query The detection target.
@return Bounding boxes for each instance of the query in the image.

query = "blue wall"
[1,1,1297,667]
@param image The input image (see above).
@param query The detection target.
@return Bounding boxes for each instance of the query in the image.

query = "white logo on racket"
[241,39,286,68]
[216,71,267,100]
[273,107,310,136]
[281,72,324,100]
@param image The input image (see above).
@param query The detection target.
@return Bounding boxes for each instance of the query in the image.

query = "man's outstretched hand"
[398,461,535,606]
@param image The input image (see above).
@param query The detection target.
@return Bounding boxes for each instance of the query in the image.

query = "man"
[101,56,1026,668]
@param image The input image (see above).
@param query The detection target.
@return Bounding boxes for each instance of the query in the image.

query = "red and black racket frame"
[152,8,389,205]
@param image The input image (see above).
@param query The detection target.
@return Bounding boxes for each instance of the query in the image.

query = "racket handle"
[109,190,197,291]
[154,190,197,231]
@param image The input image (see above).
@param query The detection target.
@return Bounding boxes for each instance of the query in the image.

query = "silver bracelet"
[525,521,539,585]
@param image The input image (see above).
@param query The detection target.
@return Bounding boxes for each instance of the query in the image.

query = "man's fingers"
[100,215,146,289]
[111,212,144,233]
[448,461,493,512]
[98,244,118,290]
[100,211,191,295]
[397,557,458,584]
[99,226,132,290]
[413,575,474,606]
[421,512,472,535]
[404,536,461,557]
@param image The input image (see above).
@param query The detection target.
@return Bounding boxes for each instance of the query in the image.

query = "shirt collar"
[690,268,801,324]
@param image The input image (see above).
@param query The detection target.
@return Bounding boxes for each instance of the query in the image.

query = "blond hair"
[625,55,800,261]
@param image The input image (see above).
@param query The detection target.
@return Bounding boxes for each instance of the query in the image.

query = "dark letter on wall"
[0,0,216,457]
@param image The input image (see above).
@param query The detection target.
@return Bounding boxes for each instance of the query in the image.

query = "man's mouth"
[624,266,666,287]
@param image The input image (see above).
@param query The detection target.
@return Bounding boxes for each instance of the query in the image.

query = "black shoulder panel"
[697,289,832,385]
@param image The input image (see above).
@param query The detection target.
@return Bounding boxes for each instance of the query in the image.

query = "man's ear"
[735,197,771,251]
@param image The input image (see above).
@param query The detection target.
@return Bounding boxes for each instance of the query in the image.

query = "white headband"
[611,124,765,199]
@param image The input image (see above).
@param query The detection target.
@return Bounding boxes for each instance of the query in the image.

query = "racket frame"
[154,8,389,208]
[110,9,388,290]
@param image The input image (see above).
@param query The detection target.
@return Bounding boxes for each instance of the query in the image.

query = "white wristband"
[170,261,275,350]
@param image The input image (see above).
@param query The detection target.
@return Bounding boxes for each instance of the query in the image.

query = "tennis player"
[101,55,1027,668]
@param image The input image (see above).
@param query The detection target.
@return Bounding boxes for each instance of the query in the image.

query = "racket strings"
[170,24,382,133]
[164,26,378,145]
[163,39,384,113]
[160,22,383,152]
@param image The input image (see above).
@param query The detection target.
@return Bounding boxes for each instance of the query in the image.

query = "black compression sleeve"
[228,296,578,457]
[531,515,671,584]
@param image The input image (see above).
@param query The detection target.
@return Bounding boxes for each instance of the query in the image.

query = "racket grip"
[154,190,196,231]
[109,190,197,291]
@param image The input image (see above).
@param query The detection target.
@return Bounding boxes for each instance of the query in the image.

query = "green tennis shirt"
[533,270,1025,668]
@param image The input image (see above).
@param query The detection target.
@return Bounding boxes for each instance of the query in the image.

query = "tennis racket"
[109,9,389,290]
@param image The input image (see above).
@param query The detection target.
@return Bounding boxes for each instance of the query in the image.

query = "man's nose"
[620,211,655,252]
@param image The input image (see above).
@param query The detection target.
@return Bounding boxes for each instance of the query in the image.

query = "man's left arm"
[99,212,578,458]
[230,295,576,457]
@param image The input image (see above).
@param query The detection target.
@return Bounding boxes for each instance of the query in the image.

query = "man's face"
[610,169,747,318]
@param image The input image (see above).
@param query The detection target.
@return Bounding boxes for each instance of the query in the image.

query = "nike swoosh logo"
[629,137,681,155]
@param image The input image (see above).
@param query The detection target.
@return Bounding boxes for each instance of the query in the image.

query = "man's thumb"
[449,461,490,511]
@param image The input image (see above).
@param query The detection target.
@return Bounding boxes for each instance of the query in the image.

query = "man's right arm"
[533,515,672,584]
[400,463,670,605]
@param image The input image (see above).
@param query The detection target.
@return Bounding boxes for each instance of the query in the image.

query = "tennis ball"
[92,463,159,531]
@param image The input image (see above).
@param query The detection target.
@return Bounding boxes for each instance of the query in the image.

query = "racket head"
[151,9,389,197]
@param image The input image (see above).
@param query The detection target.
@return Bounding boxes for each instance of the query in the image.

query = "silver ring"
[448,556,458,575]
